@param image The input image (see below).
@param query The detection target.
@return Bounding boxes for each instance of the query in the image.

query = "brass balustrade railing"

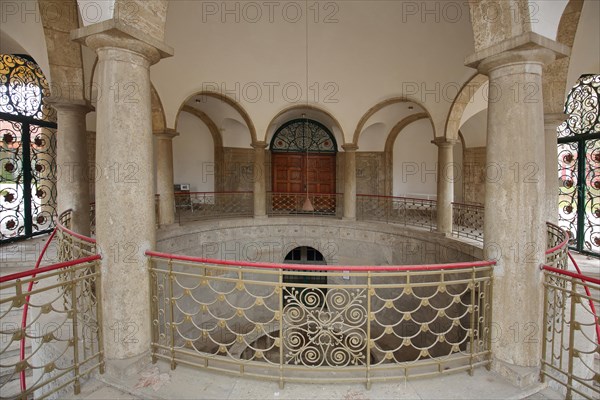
[356,194,436,231]
[267,192,342,217]
[452,202,484,242]
[0,210,103,399]
[541,223,599,400]
[146,251,494,388]
[175,191,253,223]
[545,222,570,270]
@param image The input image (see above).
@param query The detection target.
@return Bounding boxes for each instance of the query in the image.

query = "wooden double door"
[271,153,336,212]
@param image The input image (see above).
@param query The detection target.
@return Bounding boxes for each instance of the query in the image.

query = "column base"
[253,214,268,220]
[342,216,356,221]
[102,352,152,382]
[492,359,540,388]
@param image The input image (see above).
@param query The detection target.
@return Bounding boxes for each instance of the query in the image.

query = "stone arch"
[264,104,344,147]
[353,97,435,145]
[38,0,85,102]
[175,91,257,144]
[444,74,488,141]
[543,0,585,114]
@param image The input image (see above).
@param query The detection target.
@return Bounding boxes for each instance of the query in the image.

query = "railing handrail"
[267,191,342,196]
[176,190,253,195]
[544,222,570,255]
[451,201,484,209]
[541,264,600,285]
[56,216,97,244]
[357,193,437,203]
[1,254,102,284]
[145,249,495,272]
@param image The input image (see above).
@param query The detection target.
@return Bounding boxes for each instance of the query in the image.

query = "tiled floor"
[68,361,564,400]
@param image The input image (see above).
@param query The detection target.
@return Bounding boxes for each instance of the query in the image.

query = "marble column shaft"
[156,130,179,225]
[252,142,267,217]
[479,48,555,369]
[433,138,458,235]
[52,100,92,236]
[343,144,358,220]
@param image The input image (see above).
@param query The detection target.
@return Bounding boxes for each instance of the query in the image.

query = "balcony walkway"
[67,360,564,400]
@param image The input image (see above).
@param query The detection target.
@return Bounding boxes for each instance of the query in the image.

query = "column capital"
[431,137,459,148]
[251,141,268,150]
[465,32,570,75]
[71,19,173,65]
[154,129,179,140]
[544,112,567,130]
[46,97,93,113]
[342,143,358,152]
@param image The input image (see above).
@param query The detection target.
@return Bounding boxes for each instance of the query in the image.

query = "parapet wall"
[157,217,483,265]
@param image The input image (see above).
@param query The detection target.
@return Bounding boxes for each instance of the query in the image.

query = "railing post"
[70,268,81,395]
[566,279,577,400]
[278,269,284,389]
[366,271,372,389]
[148,257,157,364]
[95,259,105,375]
[168,260,176,370]
[540,270,549,383]
[469,268,476,376]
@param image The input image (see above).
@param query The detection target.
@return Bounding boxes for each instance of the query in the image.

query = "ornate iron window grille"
[270,119,337,153]
[1,54,57,243]
[557,74,600,256]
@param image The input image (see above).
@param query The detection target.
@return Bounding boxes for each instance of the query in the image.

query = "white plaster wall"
[76,0,114,26]
[173,112,215,192]
[0,0,50,78]
[460,109,488,149]
[392,119,437,199]
[528,0,569,41]
[152,1,477,140]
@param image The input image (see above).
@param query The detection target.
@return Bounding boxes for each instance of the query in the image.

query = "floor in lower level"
[66,360,565,400]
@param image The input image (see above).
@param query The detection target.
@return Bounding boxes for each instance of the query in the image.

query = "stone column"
[471,47,557,384]
[49,99,92,236]
[432,138,458,235]
[544,113,566,225]
[155,129,179,226]
[73,25,172,367]
[252,141,267,218]
[342,144,358,220]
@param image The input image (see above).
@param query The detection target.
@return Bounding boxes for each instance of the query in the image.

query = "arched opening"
[270,118,337,214]
[0,54,56,242]
[557,74,600,256]
[282,246,327,308]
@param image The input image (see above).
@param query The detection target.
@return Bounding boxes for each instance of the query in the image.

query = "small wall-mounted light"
[408,106,414,110]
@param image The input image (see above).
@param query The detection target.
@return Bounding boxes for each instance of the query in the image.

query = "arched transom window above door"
[270,119,337,153]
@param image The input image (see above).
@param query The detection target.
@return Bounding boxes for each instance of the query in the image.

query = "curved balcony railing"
[541,223,599,400]
[146,250,495,387]
[267,192,342,217]
[356,194,436,231]
[0,210,103,399]
[176,191,253,223]
[452,202,484,242]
